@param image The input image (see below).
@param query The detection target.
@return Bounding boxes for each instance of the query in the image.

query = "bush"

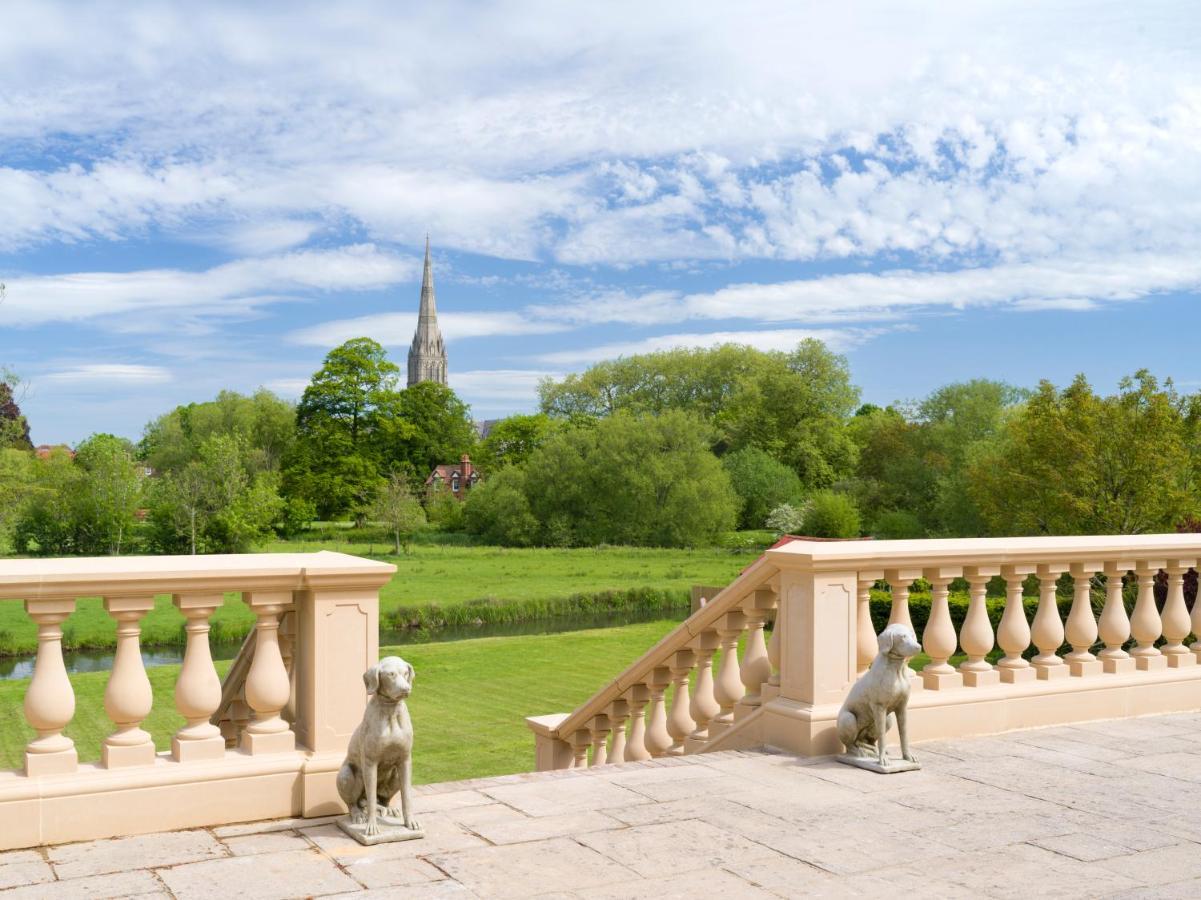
[765,502,808,535]
[721,447,804,530]
[801,491,861,538]
[424,490,466,532]
[871,509,925,540]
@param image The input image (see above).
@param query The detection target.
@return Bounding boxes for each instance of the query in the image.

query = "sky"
[2,1,1201,446]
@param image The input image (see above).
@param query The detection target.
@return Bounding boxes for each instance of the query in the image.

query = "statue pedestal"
[835,754,921,775]
[337,816,425,846]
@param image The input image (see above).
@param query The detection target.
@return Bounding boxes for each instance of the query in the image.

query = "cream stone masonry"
[528,534,1201,769]
[0,551,395,852]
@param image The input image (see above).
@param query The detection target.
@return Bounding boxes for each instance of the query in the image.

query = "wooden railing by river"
[0,551,394,850]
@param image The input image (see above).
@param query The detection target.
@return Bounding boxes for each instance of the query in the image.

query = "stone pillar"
[777,568,858,706]
[1031,564,1068,680]
[958,567,1000,687]
[996,565,1035,684]
[1162,560,1196,667]
[102,595,157,768]
[921,567,963,690]
[172,593,226,762]
[1099,563,1135,674]
[23,598,78,777]
[241,591,296,755]
[608,699,629,763]
[1065,564,1102,677]
[667,650,696,755]
[1130,562,1167,671]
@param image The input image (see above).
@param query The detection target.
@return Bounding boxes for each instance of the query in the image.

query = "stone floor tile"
[0,861,53,891]
[470,810,625,845]
[324,882,476,899]
[577,867,778,899]
[156,848,359,900]
[935,842,1142,899]
[1113,751,1201,783]
[722,857,847,898]
[222,830,311,856]
[598,795,751,827]
[411,789,496,813]
[213,815,340,838]
[608,772,757,803]
[1106,877,1201,899]
[1094,842,1201,887]
[441,802,527,830]
[0,853,41,868]
[1030,832,1147,862]
[576,819,787,878]
[339,855,447,891]
[481,776,650,817]
[797,758,939,794]
[0,870,163,900]
[48,829,225,879]
[428,837,638,898]
[301,815,485,863]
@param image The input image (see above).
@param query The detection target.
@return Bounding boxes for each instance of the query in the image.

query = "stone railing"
[528,534,1201,768]
[0,551,394,850]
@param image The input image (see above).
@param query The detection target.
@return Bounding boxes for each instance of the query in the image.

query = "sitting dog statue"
[835,623,922,772]
[336,656,423,844]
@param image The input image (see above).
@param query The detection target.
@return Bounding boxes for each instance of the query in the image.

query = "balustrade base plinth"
[960,668,1000,688]
[1165,653,1196,669]
[1103,657,1137,675]
[760,684,780,703]
[1135,655,1168,672]
[999,666,1037,685]
[102,741,156,769]
[1035,664,1070,681]
[172,735,227,763]
[241,729,296,755]
[1068,659,1103,677]
[921,670,964,691]
[24,748,77,778]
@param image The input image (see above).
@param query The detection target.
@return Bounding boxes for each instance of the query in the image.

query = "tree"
[142,389,296,475]
[0,448,36,547]
[476,413,556,471]
[371,474,427,553]
[968,371,1196,535]
[0,377,32,451]
[12,449,84,556]
[802,491,861,538]
[296,338,399,449]
[721,447,804,529]
[74,434,143,555]
[464,466,539,546]
[379,381,476,478]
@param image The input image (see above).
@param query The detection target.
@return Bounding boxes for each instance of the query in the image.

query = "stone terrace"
[5,713,1201,899]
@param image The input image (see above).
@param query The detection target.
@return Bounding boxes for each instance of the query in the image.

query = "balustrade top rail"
[769,533,1201,571]
[0,551,397,599]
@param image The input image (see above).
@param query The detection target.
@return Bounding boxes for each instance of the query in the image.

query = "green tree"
[476,414,556,471]
[721,447,804,529]
[801,490,861,538]
[142,389,296,475]
[0,376,32,451]
[464,466,539,546]
[0,447,36,548]
[74,433,143,554]
[371,474,427,553]
[379,381,476,478]
[12,450,84,556]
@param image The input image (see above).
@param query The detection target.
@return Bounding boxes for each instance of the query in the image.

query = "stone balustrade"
[0,551,394,851]
[528,534,1201,768]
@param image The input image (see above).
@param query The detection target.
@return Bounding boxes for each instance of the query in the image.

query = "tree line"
[2,337,1199,556]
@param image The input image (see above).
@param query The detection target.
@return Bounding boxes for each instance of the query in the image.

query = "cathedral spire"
[408,236,448,388]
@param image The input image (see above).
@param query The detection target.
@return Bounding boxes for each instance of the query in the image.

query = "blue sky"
[2,1,1201,445]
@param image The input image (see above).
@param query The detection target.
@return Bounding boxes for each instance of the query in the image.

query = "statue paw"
[363,820,380,837]
[384,806,402,819]
[903,752,918,764]
[405,817,420,831]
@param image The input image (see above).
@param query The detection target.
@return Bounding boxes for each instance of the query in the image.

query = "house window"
[451,474,460,492]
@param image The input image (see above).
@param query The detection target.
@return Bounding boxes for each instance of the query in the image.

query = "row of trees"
[4,336,1200,556]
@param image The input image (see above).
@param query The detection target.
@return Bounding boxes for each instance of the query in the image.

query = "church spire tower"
[407,236,448,388]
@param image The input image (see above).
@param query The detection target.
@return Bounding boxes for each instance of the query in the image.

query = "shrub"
[721,447,804,530]
[765,502,808,535]
[871,509,925,540]
[801,491,861,538]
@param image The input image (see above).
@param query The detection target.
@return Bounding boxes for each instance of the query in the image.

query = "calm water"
[0,608,681,681]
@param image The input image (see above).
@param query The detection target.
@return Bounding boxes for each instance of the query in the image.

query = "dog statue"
[336,656,424,844]
[835,623,922,773]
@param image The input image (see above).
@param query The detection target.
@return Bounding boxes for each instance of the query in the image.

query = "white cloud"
[286,311,568,349]
[40,363,172,385]
[450,369,563,404]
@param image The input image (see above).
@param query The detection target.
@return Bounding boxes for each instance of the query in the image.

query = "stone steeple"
[407,236,448,388]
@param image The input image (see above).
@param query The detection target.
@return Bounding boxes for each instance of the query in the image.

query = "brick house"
[424,454,480,500]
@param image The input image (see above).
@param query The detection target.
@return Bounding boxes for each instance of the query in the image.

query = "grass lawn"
[0,619,684,784]
[0,544,753,656]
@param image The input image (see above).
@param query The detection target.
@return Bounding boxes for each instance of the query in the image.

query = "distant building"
[424,454,480,500]
[34,444,74,460]
[407,237,448,388]
[474,419,500,440]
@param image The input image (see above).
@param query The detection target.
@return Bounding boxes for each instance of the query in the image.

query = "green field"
[0,619,683,784]
[0,543,753,657]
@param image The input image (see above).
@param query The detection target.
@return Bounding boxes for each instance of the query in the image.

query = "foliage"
[539,340,860,488]
[276,496,317,538]
[0,448,37,545]
[721,446,804,529]
[968,371,1197,535]
[73,434,144,554]
[468,410,737,548]
[801,490,861,538]
[142,389,295,475]
[371,474,427,553]
[0,377,32,451]
[475,413,557,471]
[765,502,808,535]
[424,488,466,533]
[871,509,925,539]
[380,381,476,478]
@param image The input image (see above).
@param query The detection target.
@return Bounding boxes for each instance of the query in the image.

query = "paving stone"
[1030,832,1146,862]
[722,856,848,898]
[48,829,225,879]
[576,819,787,878]
[598,794,751,827]
[301,816,485,863]
[338,856,447,891]
[428,837,638,898]
[577,866,778,899]
[222,831,311,856]
[481,776,650,817]
[156,848,359,900]
[1107,877,1201,899]
[213,816,339,838]
[0,853,42,867]
[934,842,1142,899]
[0,861,53,891]
[470,810,625,845]
[323,882,476,899]
[0,870,163,899]
[1094,842,1201,887]
[410,789,496,813]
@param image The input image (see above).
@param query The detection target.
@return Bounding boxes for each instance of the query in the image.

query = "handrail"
[547,554,779,741]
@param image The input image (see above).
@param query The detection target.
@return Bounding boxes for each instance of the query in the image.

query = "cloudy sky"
[2,1,1200,445]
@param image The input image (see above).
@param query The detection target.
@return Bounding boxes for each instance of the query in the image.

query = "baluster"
[624,684,651,762]
[1098,564,1134,674]
[644,667,673,758]
[570,729,589,768]
[23,598,78,776]
[765,604,781,700]
[711,612,746,737]
[884,569,919,630]
[588,715,610,766]
[1130,563,1167,671]
[241,591,296,754]
[608,699,629,763]
[666,650,696,755]
[1031,564,1068,680]
[1065,564,1102,676]
[739,588,775,709]
[997,565,1035,684]
[921,568,962,690]
[856,574,879,675]
[102,595,156,767]
[686,632,720,752]
[958,567,999,686]
[172,593,226,761]
[1162,561,1195,668]
[279,609,297,725]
